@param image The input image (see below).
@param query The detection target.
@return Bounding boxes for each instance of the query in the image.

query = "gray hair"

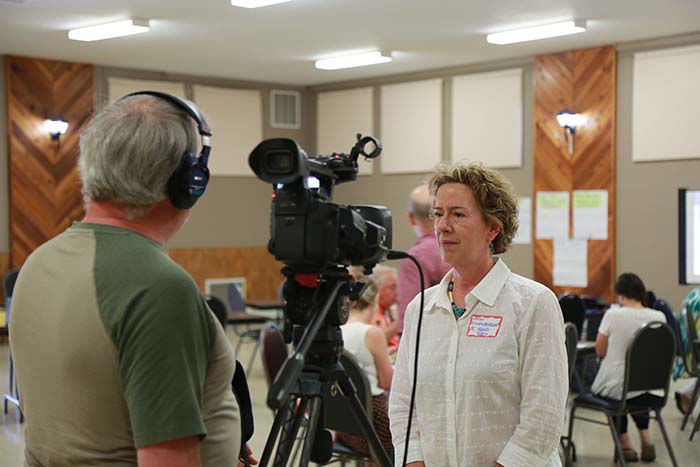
[78,94,199,216]
[369,264,397,286]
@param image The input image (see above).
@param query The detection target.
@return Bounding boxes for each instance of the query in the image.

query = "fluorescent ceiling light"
[231,0,292,7]
[315,51,392,71]
[486,20,586,45]
[68,19,150,42]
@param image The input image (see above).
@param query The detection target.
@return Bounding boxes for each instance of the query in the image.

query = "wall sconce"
[43,119,69,141]
[556,110,585,155]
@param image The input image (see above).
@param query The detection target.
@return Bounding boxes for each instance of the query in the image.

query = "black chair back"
[323,351,373,434]
[559,294,585,337]
[564,322,579,381]
[3,269,19,303]
[624,321,675,400]
[205,295,228,329]
[259,322,288,388]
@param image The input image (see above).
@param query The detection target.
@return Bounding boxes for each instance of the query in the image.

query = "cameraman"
[10,94,253,467]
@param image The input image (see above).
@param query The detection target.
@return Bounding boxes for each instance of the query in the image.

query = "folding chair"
[228,284,268,375]
[3,269,23,422]
[561,322,579,462]
[560,294,585,338]
[565,321,678,467]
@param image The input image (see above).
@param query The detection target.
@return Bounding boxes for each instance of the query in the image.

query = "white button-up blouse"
[389,259,567,467]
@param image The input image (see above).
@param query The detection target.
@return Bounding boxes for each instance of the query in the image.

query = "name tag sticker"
[466,314,503,338]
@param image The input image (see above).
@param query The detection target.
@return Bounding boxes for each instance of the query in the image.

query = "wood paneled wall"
[533,46,616,302]
[0,252,9,300]
[169,246,284,300]
[6,56,94,267]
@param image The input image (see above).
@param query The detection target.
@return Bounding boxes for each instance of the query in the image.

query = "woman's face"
[433,183,499,270]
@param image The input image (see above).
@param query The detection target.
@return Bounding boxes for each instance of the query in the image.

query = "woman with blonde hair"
[336,272,394,460]
[389,162,567,467]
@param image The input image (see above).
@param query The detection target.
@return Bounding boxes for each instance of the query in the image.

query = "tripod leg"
[337,378,392,467]
[299,397,322,467]
[260,397,304,467]
[275,398,309,467]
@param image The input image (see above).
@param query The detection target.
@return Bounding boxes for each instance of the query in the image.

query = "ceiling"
[1,0,699,86]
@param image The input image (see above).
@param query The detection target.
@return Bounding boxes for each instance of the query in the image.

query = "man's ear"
[407,211,417,226]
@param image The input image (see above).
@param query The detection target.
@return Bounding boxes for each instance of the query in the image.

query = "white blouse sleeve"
[388,297,423,465]
[497,287,568,467]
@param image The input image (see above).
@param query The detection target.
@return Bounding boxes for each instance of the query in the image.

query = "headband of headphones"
[122,91,212,209]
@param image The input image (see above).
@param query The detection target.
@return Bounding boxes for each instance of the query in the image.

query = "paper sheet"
[553,239,588,287]
[513,197,531,244]
[573,190,608,240]
[536,191,569,239]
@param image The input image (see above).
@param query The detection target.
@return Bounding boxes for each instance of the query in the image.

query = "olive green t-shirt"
[10,223,240,466]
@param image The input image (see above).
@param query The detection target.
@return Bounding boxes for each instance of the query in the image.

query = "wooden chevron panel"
[0,251,9,300]
[168,246,285,300]
[534,46,616,302]
[6,56,94,267]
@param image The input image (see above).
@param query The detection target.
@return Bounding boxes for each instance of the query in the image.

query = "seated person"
[672,287,700,415]
[369,265,400,352]
[337,274,394,460]
[591,272,667,463]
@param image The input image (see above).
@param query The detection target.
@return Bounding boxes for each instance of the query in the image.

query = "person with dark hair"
[591,272,666,462]
[390,162,567,467]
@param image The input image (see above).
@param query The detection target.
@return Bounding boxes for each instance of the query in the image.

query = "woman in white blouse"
[337,274,394,459]
[389,162,568,467]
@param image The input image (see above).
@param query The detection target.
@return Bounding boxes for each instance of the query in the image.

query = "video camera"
[248,134,392,273]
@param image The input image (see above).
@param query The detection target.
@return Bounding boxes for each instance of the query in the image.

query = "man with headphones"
[10,92,254,467]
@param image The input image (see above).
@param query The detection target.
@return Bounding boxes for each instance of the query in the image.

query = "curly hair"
[428,162,519,254]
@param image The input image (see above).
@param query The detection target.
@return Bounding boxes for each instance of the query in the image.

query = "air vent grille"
[270,90,301,129]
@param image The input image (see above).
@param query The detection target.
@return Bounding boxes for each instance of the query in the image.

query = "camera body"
[249,136,392,273]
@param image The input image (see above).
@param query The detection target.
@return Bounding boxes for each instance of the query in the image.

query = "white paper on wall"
[573,190,608,240]
[513,197,531,244]
[553,239,588,287]
[536,191,569,239]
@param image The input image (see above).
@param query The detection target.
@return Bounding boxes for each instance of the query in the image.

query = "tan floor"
[0,331,699,466]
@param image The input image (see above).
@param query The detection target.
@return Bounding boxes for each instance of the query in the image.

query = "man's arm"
[138,436,201,467]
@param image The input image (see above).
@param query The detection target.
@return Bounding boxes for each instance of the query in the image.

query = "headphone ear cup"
[167,153,209,209]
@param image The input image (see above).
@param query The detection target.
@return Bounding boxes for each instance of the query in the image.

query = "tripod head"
[268,266,366,409]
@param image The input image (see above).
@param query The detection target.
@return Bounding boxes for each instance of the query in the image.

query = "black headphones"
[122,90,212,210]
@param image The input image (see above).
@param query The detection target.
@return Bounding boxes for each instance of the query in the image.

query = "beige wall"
[0,57,8,252]
[616,37,700,309]
[4,34,700,309]
[325,64,534,277]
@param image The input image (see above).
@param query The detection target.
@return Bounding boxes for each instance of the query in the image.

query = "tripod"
[259,273,392,467]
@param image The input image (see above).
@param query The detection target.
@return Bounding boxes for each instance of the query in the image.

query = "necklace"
[447,280,465,318]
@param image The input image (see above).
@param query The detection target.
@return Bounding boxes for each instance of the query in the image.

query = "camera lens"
[266,150,293,173]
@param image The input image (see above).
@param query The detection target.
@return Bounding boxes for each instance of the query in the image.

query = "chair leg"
[681,377,700,431]
[565,404,577,467]
[246,339,261,375]
[605,413,626,467]
[653,410,678,467]
[235,335,245,357]
[690,410,700,442]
